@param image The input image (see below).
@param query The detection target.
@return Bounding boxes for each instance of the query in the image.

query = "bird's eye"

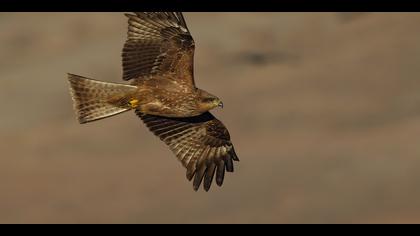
[202,98,214,103]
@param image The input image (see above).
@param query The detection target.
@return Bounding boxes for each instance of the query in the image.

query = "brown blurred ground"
[1,13,420,223]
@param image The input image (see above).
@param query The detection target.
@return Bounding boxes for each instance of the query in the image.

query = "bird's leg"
[128,99,139,109]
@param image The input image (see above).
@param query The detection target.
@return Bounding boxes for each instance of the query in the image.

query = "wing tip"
[188,155,239,192]
[231,147,240,162]
[124,13,137,19]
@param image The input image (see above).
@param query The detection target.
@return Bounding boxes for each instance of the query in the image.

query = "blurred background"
[1,12,420,223]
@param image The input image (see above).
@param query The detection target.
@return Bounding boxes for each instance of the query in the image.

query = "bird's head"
[197,89,223,112]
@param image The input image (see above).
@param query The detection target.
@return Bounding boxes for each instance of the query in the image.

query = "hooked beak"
[218,101,224,109]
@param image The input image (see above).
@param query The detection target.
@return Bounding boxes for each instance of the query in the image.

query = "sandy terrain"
[1,12,420,223]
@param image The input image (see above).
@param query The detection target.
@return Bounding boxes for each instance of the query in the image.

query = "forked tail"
[67,74,138,124]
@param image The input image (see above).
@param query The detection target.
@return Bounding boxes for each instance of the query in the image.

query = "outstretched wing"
[123,12,195,86]
[136,111,239,192]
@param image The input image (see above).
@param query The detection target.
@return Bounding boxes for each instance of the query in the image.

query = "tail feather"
[67,74,137,124]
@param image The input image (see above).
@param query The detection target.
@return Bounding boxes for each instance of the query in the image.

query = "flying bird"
[67,12,239,191]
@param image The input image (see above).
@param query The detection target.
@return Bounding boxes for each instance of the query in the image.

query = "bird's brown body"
[117,77,220,118]
[67,12,238,192]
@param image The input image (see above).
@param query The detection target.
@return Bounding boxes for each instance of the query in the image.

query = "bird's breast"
[139,91,202,118]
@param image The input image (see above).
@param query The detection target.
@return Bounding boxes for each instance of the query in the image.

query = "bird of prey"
[67,12,239,191]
